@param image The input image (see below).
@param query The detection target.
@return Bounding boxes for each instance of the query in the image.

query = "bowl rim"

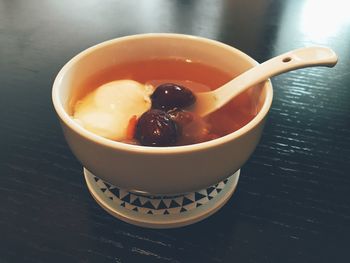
[52,33,273,154]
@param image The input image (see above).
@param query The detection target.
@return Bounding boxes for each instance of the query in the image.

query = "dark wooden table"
[1,0,349,262]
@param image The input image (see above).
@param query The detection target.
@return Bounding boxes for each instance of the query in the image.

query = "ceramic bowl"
[52,33,273,195]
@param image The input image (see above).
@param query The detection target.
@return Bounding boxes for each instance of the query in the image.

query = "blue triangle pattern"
[95,173,233,215]
[195,192,206,201]
[109,188,120,198]
[157,200,168,209]
[206,186,216,195]
[169,200,181,208]
[143,200,156,210]
[182,197,193,206]
[121,194,131,203]
[131,197,142,207]
[104,182,112,189]
[180,207,187,213]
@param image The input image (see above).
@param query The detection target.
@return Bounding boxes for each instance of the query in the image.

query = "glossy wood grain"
[1,0,349,262]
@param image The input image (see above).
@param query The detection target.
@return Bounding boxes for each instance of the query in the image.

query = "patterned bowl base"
[84,169,240,229]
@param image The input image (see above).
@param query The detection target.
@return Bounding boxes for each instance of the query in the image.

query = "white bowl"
[52,33,273,195]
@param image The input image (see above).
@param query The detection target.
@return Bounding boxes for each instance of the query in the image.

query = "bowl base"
[84,168,240,228]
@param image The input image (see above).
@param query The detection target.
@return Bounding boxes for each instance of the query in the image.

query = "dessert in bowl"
[52,33,273,195]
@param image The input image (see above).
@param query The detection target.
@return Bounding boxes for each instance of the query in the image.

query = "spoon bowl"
[192,46,338,117]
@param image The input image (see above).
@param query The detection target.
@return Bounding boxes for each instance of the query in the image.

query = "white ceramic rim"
[52,33,273,154]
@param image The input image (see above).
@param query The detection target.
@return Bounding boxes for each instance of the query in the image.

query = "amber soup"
[70,58,261,145]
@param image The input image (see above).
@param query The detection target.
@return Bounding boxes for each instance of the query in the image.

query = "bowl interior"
[53,34,272,152]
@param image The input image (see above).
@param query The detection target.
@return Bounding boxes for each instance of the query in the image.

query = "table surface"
[1,0,349,262]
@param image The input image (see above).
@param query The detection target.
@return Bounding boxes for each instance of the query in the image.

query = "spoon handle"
[213,46,338,106]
